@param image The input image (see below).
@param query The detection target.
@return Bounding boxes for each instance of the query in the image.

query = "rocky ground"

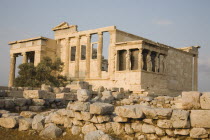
[0,83,210,140]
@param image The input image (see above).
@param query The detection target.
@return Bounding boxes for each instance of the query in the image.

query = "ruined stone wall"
[166,48,194,92]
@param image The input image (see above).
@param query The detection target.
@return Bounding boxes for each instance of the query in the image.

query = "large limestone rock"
[82,123,97,134]
[190,110,210,128]
[115,105,144,118]
[19,118,33,131]
[32,114,45,130]
[142,107,172,119]
[24,90,55,99]
[182,91,201,109]
[157,120,172,128]
[90,102,114,115]
[101,91,114,103]
[190,128,208,138]
[84,130,113,140]
[69,101,90,112]
[0,117,17,128]
[56,93,76,100]
[171,110,190,128]
[77,89,91,102]
[32,99,45,106]
[142,124,155,134]
[111,122,125,135]
[71,125,82,135]
[174,129,190,135]
[200,92,210,109]
[49,112,65,125]
[40,123,62,138]
[13,98,28,107]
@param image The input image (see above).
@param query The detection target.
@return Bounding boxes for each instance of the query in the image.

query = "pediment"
[52,22,70,31]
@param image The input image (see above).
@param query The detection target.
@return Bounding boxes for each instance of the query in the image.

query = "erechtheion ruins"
[8,22,200,95]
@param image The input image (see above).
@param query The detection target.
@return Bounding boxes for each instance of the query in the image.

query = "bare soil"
[0,127,83,140]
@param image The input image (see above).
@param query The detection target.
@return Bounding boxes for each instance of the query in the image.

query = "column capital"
[98,32,103,35]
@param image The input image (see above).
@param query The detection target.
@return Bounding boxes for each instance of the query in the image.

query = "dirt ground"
[0,127,83,140]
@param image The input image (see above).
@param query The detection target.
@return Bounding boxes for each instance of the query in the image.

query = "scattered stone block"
[20,111,37,118]
[40,123,62,138]
[77,89,91,102]
[142,107,172,119]
[71,125,81,135]
[69,101,90,112]
[190,128,208,138]
[142,124,155,134]
[115,105,144,118]
[84,130,113,140]
[19,118,33,131]
[32,99,45,106]
[56,93,76,100]
[190,110,210,128]
[32,114,45,130]
[200,92,210,109]
[24,90,55,99]
[82,123,97,134]
[111,122,125,135]
[182,91,201,109]
[113,116,128,122]
[174,129,190,135]
[4,99,15,109]
[171,110,190,128]
[0,117,17,128]
[90,102,114,115]
[157,120,172,128]
[29,106,44,112]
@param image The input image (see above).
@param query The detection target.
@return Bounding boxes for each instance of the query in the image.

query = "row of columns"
[8,51,40,87]
[122,48,166,73]
[63,32,104,79]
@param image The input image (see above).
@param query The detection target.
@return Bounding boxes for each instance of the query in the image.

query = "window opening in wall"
[71,46,76,61]
[81,45,86,60]
[151,51,156,72]
[142,49,148,71]
[118,50,127,71]
[26,51,35,63]
[102,32,110,71]
[15,53,21,78]
[130,49,139,70]
[92,43,98,59]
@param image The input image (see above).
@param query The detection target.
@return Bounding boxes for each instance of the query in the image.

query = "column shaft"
[97,32,103,78]
[8,54,16,87]
[85,34,91,78]
[138,49,143,70]
[64,38,70,77]
[126,49,131,70]
[22,52,27,63]
[75,36,80,78]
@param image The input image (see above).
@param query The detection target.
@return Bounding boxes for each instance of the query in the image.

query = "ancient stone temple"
[8,22,200,95]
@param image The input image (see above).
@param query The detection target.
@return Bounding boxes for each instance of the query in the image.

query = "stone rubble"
[1,88,210,139]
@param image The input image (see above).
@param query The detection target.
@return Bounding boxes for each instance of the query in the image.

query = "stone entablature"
[8,22,200,95]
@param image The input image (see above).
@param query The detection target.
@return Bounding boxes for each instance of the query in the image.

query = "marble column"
[8,54,16,87]
[147,51,152,71]
[22,52,27,63]
[97,32,103,78]
[193,55,198,91]
[138,48,143,70]
[155,52,160,72]
[126,49,131,70]
[75,36,80,78]
[85,34,91,78]
[64,37,70,77]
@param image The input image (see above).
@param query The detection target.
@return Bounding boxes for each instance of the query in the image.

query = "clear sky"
[0,0,209,91]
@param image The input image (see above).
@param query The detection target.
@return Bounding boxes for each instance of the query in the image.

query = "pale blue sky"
[0,0,209,91]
